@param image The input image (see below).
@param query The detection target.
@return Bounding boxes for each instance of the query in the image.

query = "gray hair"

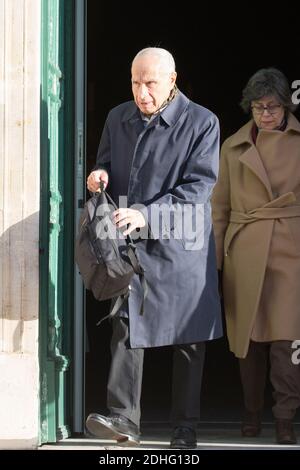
[240,67,298,114]
[132,47,176,74]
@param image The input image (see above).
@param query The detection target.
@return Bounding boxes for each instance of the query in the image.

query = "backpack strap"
[127,243,148,315]
[96,293,130,326]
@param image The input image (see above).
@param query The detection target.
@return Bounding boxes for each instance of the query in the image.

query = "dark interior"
[85,1,300,425]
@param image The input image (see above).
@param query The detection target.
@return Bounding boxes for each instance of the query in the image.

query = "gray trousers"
[107,317,205,428]
[239,340,300,420]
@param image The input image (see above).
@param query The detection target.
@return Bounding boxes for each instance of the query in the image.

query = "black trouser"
[107,317,206,428]
[239,340,300,420]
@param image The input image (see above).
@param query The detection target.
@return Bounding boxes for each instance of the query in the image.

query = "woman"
[212,68,300,444]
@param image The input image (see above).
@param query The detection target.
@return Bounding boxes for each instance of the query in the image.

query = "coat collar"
[121,91,190,127]
[229,113,300,148]
[228,114,300,199]
[228,120,253,148]
[285,113,300,134]
[227,120,272,197]
[239,145,273,198]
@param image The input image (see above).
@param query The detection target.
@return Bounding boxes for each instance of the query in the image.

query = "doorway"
[83,0,300,428]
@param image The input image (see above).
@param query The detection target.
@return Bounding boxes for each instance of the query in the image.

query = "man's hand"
[87,169,109,192]
[113,208,146,236]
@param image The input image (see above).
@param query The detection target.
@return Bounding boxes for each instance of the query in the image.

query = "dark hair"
[240,67,298,114]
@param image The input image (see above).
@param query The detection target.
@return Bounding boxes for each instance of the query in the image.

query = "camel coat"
[212,113,300,358]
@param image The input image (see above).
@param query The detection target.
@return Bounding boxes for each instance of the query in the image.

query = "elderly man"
[86,47,222,449]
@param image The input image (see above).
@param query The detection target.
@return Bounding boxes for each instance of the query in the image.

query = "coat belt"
[230,205,300,223]
[224,192,300,256]
[230,192,300,224]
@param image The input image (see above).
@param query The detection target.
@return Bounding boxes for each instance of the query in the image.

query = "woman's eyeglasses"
[251,104,282,115]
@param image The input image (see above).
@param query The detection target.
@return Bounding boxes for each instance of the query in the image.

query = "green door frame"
[73,0,86,433]
[39,0,75,443]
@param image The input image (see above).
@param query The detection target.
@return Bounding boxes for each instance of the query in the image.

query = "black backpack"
[75,188,146,325]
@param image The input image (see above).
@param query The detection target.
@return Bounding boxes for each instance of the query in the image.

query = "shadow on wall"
[0,211,40,351]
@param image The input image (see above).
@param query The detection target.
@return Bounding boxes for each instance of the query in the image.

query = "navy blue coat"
[95,92,223,348]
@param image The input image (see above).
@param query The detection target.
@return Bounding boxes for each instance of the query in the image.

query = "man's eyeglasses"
[251,104,282,115]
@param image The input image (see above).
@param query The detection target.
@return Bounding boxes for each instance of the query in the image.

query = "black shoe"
[86,413,140,446]
[170,426,197,449]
